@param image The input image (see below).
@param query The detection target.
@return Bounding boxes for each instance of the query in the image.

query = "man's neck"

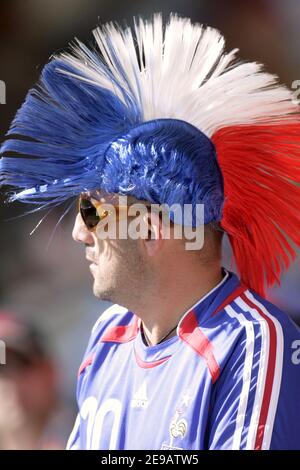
[134,264,225,346]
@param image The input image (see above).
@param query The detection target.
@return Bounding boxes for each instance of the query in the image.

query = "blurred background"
[0,0,299,449]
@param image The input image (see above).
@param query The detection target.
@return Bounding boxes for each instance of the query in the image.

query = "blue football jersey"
[67,269,300,450]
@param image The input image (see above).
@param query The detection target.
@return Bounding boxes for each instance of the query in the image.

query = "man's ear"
[142,211,164,256]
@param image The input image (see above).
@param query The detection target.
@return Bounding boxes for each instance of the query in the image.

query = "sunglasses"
[78,192,152,232]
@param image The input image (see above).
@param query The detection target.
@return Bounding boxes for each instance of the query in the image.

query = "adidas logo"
[131,380,148,409]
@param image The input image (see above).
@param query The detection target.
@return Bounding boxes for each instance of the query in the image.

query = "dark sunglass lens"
[80,198,99,230]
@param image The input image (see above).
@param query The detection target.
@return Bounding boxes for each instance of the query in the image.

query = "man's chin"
[92,283,114,302]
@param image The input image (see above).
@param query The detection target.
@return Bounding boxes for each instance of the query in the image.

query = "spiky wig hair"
[1,13,300,296]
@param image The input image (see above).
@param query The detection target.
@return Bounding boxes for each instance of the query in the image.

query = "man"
[0,312,61,449]
[1,13,300,450]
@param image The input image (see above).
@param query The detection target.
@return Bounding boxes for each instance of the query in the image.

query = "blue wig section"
[101,119,224,225]
[0,57,142,204]
[0,57,224,225]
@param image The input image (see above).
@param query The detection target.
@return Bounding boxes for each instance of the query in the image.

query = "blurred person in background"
[0,311,62,449]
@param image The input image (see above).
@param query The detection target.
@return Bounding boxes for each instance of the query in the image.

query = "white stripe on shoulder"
[225,303,255,450]
[91,304,128,334]
[234,294,269,449]
[244,290,284,450]
[234,291,284,450]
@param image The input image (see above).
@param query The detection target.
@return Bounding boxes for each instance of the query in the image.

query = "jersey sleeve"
[65,324,99,450]
[65,303,129,450]
[206,294,300,450]
[66,414,80,450]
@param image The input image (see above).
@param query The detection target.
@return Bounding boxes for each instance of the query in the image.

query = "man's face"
[72,202,148,305]
[72,191,205,306]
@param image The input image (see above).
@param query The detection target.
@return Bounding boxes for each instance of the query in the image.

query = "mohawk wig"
[1,13,300,296]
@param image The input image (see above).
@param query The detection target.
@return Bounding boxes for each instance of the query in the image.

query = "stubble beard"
[91,241,150,309]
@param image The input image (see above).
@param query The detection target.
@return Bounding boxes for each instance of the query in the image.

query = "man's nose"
[72,213,94,245]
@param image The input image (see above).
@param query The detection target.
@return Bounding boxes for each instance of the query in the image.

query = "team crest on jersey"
[131,380,148,409]
[161,410,187,450]
[161,391,192,450]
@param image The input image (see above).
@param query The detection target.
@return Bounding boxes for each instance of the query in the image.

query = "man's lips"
[86,257,97,265]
